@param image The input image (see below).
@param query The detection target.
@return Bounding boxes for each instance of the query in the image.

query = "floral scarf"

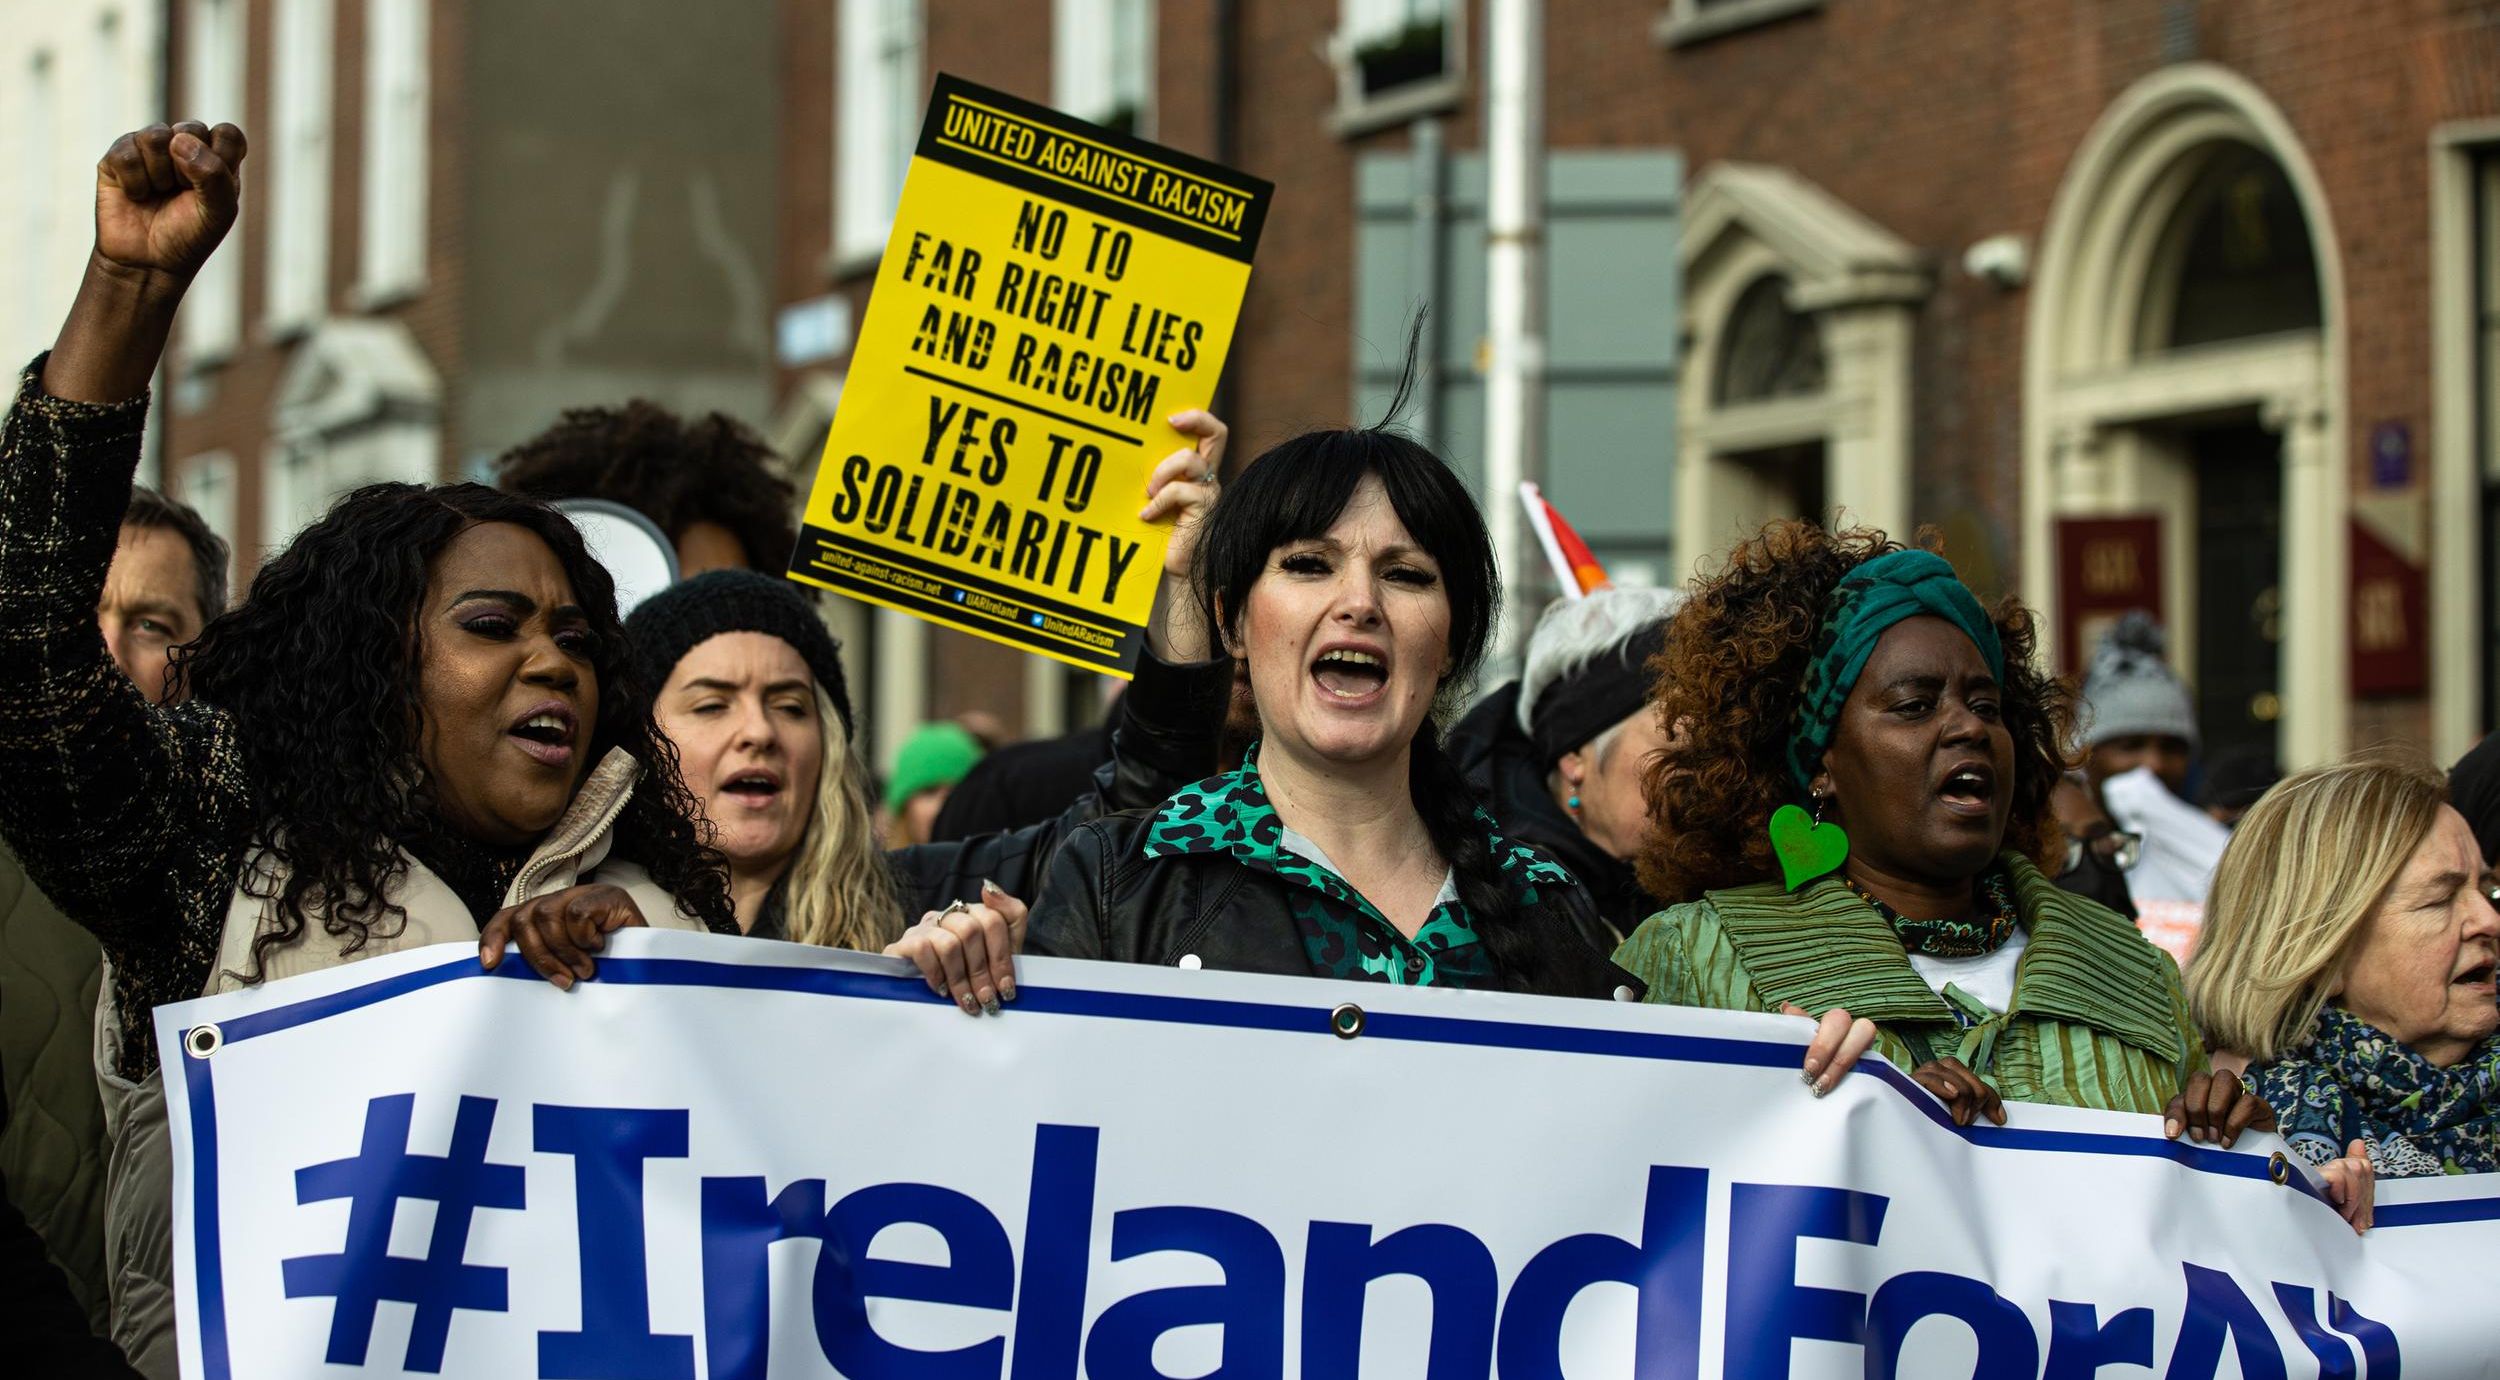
[2246,1003,2500,1178]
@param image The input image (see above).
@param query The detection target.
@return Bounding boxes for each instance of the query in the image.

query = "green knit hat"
[884,722,986,811]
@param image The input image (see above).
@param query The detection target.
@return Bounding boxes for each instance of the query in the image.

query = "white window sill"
[1654,0,1825,49]
[258,315,319,347]
[1327,72,1465,140]
[350,278,424,312]
[179,341,237,374]
[825,242,887,284]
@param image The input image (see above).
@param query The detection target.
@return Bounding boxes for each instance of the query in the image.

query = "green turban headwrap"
[1786,549,2003,793]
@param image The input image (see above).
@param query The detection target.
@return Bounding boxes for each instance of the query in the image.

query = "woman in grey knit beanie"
[2079,610,2199,796]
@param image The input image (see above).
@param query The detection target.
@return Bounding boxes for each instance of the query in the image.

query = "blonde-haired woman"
[631,570,902,944]
[2189,753,2496,1198]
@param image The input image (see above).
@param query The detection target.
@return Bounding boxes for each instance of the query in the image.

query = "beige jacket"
[97,749,704,1378]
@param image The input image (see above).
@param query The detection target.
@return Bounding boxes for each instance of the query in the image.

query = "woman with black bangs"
[1027,419,1632,998]
[0,121,731,1376]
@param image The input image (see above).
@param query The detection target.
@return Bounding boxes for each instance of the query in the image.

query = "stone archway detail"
[2023,63,2348,767]
[1677,163,1929,574]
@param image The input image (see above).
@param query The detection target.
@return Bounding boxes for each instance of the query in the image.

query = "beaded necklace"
[1842,868,2021,959]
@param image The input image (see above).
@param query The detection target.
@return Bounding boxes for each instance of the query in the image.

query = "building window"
[181,0,247,363]
[1053,0,1151,136]
[174,451,240,594]
[267,0,333,333]
[2155,148,2322,351]
[835,0,922,268]
[1713,274,1826,405]
[1329,0,1462,138]
[357,0,428,304]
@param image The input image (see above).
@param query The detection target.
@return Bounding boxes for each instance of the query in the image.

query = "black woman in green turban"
[1617,521,2275,1145]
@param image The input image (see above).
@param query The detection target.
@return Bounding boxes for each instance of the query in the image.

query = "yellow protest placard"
[786,75,1273,678]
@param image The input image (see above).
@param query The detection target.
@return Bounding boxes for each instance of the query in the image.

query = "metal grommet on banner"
[2268,1151,2290,1185]
[1329,1003,1366,1040]
[184,1023,222,1060]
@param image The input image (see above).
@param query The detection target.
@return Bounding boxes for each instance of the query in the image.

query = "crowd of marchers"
[7,121,2497,1377]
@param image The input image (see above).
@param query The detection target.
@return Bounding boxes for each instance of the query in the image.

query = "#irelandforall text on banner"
[158,931,2494,1379]
[785,75,1272,677]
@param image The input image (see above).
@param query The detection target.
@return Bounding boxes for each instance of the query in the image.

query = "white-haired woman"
[2188,753,2494,1200]
[1447,584,1685,942]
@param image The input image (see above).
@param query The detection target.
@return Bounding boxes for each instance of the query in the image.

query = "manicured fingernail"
[960,995,980,1014]
[1811,1079,1830,1099]
[1803,1055,1823,1075]
[1799,1071,1818,1089]
[982,878,1004,897]
[983,999,1001,1016]
[1000,979,1017,1001]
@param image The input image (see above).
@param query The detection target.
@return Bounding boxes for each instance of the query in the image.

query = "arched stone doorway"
[1677,163,1927,572]
[2025,64,2347,768]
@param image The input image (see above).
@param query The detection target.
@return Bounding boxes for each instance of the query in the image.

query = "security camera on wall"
[1964,234,2030,289]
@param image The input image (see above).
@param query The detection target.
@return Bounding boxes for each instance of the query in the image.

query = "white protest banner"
[158,930,2496,1379]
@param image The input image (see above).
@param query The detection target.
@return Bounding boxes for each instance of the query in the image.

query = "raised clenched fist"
[92,121,248,286]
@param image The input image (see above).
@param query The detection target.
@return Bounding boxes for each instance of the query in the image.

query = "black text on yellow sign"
[787,74,1271,678]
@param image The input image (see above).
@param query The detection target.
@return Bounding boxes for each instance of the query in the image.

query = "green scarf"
[1786,548,2004,793]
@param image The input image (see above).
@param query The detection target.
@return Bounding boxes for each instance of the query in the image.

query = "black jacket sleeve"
[0,360,255,1078]
[1021,817,1115,962]
[881,650,1230,916]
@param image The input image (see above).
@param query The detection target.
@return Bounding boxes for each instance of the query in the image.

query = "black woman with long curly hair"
[1611,522,2366,1217]
[0,122,735,1375]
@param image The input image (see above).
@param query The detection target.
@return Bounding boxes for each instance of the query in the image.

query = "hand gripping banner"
[160,931,2495,1378]
[785,75,1272,677]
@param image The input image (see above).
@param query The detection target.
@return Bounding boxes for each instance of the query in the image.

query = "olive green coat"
[1614,854,2205,1114]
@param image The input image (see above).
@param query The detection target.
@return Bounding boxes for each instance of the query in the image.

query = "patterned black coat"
[1028,805,1642,1000]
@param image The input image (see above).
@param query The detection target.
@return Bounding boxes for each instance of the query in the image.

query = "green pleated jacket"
[1613,853,2206,1114]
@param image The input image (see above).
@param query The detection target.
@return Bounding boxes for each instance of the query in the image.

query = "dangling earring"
[1767,788,1851,892]
[1566,794,1582,813]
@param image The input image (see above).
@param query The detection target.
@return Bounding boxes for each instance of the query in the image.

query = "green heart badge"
[1767,803,1849,891]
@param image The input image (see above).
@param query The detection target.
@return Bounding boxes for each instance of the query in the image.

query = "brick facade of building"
[777,0,2500,765]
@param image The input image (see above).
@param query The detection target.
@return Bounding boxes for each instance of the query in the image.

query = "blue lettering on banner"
[280,1093,526,1372]
[279,1102,2402,1379]
[533,1105,696,1379]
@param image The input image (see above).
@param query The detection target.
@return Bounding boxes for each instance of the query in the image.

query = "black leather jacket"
[876,650,1234,919]
[1027,808,1642,1000]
